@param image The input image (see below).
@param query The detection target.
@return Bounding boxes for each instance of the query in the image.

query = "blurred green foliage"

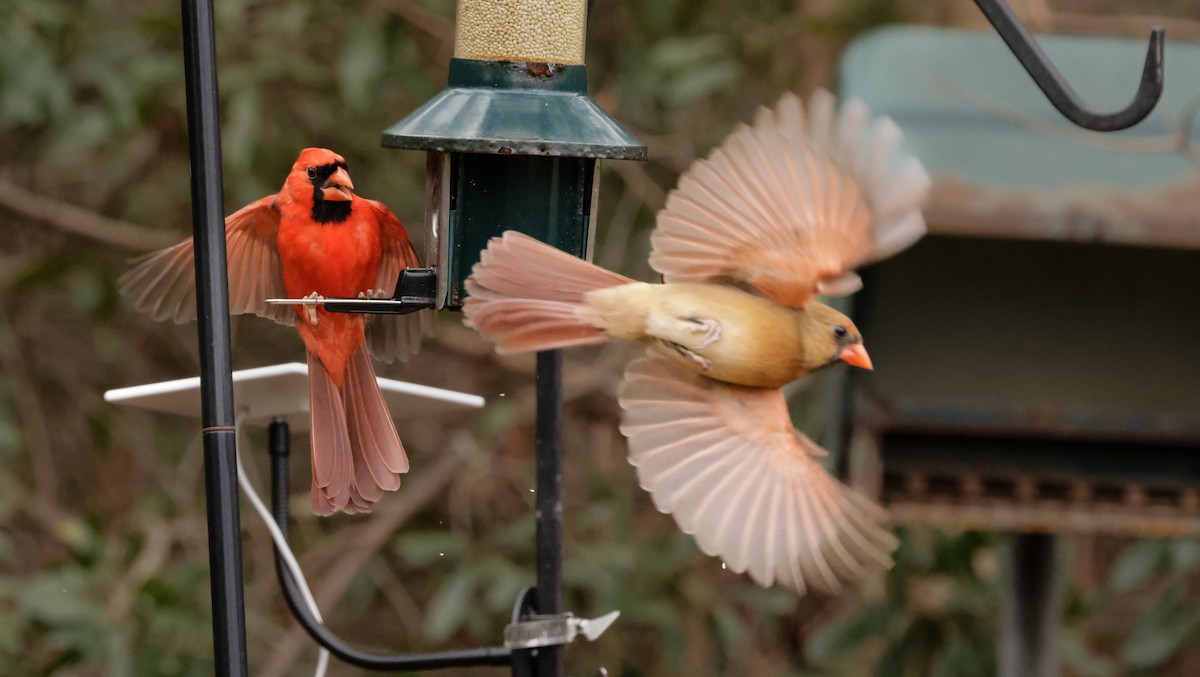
[3,0,1200,675]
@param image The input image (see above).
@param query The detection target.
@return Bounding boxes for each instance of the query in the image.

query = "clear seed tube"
[454,0,587,64]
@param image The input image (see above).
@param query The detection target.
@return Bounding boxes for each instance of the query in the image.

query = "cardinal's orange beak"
[839,343,873,370]
[322,167,354,202]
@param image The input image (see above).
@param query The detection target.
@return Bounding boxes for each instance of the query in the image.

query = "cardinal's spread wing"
[649,89,930,308]
[618,352,897,594]
[365,198,432,363]
[119,195,294,325]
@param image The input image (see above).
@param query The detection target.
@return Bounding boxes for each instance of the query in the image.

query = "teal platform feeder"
[382,5,645,309]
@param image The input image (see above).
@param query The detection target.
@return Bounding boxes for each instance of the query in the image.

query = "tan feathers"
[462,231,635,353]
[649,89,930,308]
[620,353,896,593]
[460,90,928,594]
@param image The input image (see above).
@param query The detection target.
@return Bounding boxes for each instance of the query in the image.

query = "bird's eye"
[832,324,848,339]
[306,166,317,180]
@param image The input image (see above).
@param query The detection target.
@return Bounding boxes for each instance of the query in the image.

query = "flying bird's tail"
[308,346,408,515]
[462,231,634,353]
[619,352,898,594]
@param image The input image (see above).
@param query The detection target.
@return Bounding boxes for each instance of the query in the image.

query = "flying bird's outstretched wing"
[619,352,897,594]
[649,89,930,308]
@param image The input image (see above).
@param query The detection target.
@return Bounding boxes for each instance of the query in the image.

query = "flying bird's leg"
[667,340,714,371]
[645,314,723,350]
[302,291,324,326]
[685,317,722,345]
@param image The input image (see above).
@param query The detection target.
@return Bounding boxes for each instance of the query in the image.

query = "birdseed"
[455,0,586,64]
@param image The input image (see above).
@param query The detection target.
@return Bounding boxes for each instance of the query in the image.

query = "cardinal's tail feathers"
[307,351,353,516]
[307,348,409,516]
[462,231,634,354]
[342,344,408,510]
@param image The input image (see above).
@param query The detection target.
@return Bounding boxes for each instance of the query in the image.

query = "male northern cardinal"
[462,91,930,594]
[121,148,429,515]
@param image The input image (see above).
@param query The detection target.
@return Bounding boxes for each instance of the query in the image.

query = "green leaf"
[807,603,896,664]
[494,512,536,550]
[665,60,741,107]
[393,530,468,567]
[0,610,22,658]
[14,568,100,625]
[932,635,987,677]
[711,604,747,647]
[483,562,528,612]
[647,35,730,73]
[1109,540,1167,592]
[424,568,479,642]
[337,18,387,112]
[1121,582,1200,669]
[1169,539,1200,573]
[1060,627,1117,677]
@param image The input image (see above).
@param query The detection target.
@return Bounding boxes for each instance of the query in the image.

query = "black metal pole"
[534,350,564,677]
[179,1,248,674]
[1000,533,1061,677]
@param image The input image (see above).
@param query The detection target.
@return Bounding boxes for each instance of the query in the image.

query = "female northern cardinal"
[121,148,428,515]
[463,91,930,594]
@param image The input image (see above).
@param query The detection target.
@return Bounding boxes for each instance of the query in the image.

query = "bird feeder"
[838,27,1200,537]
[381,0,646,310]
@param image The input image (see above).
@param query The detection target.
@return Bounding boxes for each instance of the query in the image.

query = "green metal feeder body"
[381,1,645,309]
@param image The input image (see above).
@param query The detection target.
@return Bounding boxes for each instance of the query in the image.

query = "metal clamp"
[503,611,620,650]
[266,267,438,315]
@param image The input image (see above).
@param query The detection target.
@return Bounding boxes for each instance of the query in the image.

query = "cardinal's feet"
[303,292,324,326]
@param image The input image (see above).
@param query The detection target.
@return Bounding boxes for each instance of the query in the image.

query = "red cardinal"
[121,148,428,515]
[463,91,929,594]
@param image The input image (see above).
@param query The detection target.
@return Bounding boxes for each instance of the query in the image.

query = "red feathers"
[122,148,429,515]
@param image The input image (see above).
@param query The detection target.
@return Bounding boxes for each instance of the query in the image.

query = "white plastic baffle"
[104,362,485,427]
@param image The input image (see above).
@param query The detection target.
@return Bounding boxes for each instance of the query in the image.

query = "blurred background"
[3,0,1200,675]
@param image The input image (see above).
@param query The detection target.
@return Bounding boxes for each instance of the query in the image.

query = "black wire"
[268,420,513,671]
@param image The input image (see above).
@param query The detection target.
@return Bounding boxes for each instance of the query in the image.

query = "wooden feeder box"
[837,27,1200,538]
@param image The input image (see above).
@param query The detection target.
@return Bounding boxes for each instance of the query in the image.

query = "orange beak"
[839,343,873,370]
[321,167,354,202]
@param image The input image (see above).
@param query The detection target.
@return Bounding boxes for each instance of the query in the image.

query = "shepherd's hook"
[973,0,1164,132]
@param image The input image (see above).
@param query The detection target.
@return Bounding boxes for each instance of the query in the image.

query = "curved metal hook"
[973,0,1164,132]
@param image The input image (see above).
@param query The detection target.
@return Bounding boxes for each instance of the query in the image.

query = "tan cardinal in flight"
[121,148,429,515]
[461,90,930,594]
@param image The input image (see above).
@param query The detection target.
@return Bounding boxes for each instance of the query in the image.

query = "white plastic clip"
[503,611,620,650]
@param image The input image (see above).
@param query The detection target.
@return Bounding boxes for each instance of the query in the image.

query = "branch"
[0,178,177,251]
[609,160,668,212]
[1035,11,1200,42]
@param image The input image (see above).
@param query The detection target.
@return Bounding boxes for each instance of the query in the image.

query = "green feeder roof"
[382,58,647,160]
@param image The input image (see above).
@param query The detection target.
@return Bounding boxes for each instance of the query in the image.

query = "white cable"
[233,414,330,677]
